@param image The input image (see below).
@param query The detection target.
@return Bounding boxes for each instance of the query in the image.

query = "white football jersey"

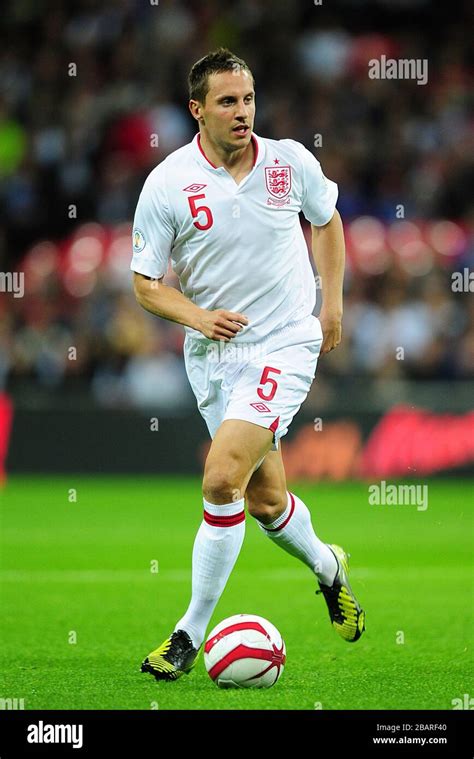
[130,132,338,343]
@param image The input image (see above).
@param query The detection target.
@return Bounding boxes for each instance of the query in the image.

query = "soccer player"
[131,48,365,681]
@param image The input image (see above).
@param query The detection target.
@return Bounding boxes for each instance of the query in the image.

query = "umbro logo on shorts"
[250,402,272,413]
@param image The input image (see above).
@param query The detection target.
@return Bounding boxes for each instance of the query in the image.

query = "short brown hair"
[188,47,254,103]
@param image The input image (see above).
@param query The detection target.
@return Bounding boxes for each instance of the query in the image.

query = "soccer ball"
[204,613,286,689]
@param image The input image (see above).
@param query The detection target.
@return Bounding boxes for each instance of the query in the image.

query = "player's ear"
[189,99,202,122]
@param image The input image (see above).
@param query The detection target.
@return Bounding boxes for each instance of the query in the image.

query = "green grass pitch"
[0,476,472,710]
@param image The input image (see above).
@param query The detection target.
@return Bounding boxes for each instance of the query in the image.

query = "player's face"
[194,70,255,152]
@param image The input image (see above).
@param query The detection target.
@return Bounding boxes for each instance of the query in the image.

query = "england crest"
[265,165,292,206]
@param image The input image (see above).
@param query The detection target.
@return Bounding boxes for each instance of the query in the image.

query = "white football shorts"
[183,314,323,459]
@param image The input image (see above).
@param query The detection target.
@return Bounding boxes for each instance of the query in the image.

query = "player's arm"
[131,173,248,341]
[311,209,345,354]
[133,272,248,341]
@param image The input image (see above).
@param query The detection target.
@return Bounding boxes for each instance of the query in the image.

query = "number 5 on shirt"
[257,366,281,401]
[188,194,214,230]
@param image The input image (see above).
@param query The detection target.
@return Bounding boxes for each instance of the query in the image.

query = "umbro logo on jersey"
[183,183,207,193]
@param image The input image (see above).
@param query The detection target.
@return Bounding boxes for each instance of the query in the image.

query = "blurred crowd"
[0,0,472,408]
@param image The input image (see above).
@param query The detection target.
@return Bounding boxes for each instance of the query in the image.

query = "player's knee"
[202,458,245,504]
[246,489,287,522]
[202,474,242,504]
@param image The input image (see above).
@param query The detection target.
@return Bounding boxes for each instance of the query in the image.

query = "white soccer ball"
[204,613,286,689]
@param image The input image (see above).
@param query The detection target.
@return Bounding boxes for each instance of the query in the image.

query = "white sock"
[256,491,337,585]
[174,497,245,649]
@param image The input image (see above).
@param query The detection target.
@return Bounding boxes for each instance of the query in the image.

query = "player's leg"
[202,418,274,503]
[246,446,365,642]
[245,446,338,584]
[141,418,273,681]
[173,419,273,638]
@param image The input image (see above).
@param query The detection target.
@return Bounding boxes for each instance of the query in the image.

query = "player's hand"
[196,309,249,341]
[319,309,342,354]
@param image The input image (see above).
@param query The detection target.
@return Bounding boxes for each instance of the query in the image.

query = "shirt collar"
[192,132,265,172]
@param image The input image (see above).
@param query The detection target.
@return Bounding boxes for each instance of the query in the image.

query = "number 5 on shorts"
[257,366,281,401]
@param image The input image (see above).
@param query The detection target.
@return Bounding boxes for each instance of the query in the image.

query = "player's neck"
[198,131,254,174]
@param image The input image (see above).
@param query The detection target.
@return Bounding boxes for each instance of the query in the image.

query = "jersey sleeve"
[296,143,338,226]
[130,170,175,279]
